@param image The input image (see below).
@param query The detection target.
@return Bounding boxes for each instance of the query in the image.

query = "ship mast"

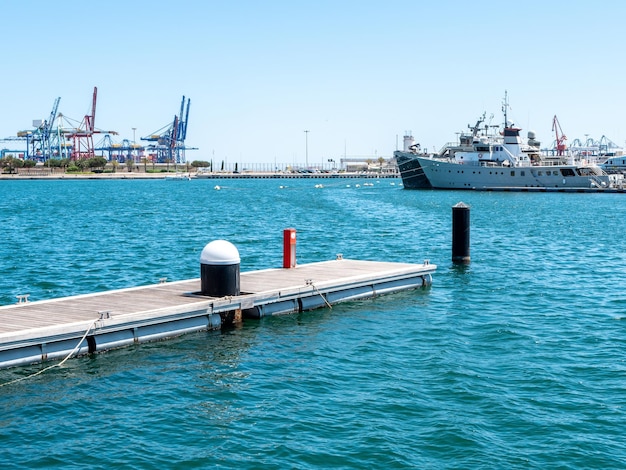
[502,90,509,128]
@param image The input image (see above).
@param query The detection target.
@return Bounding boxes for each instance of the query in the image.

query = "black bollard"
[452,202,470,264]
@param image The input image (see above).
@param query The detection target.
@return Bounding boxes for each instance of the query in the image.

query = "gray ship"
[396,94,618,190]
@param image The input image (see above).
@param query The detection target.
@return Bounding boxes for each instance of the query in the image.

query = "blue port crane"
[599,135,620,156]
[41,97,61,160]
[94,133,136,163]
[9,97,61,160]
[141,96,194,164]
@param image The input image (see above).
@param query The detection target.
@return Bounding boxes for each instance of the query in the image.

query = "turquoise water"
[1,178,626,468]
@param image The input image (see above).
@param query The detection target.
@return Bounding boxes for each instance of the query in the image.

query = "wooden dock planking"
[0,259,431,335]
[240,259,425,293]
[0,259,432,335]
[0,282,204,333]
[0,259,436,369]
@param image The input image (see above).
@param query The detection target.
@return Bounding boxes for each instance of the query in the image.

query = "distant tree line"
[65,157,108,173]
[0,155,109,174]
[0,155,36,173]
[1,156,214,174]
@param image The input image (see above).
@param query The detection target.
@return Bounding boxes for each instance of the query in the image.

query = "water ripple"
[2,181,626,468]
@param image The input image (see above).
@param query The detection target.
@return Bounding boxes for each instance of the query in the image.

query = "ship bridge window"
[510,171,515,176]
[561,168,576,177]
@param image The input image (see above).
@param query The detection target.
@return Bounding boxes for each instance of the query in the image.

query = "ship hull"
[415,156,611,190]
[395,152,432,189]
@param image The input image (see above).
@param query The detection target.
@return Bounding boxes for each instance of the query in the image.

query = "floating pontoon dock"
[0,258,435,369]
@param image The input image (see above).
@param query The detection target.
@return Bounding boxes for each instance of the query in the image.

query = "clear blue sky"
[1,0,624,166]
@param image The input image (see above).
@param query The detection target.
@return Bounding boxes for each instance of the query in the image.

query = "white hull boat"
[396,93,620,191]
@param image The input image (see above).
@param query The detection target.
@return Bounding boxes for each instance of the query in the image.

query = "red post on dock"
[283,228,297,268]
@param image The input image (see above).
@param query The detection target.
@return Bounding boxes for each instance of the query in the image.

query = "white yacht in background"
[600,156,626,175]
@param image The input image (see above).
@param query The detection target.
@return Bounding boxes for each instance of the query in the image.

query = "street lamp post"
[132,127,137,162]
[304,130,309,169]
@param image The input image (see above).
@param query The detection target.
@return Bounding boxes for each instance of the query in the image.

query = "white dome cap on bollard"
[200,240,240,266]
[200,240,241,297]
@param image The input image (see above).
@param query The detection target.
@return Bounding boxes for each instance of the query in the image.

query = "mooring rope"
[0,318,99,388]
[306,280,332,309]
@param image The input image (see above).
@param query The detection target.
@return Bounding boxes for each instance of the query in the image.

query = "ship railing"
[437,142,457,155]
[539,159,566,167]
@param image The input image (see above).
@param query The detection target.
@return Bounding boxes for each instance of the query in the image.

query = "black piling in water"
[452,202,470,264]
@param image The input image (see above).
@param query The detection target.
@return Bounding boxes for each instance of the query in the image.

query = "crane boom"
[47,97,60,131]
[552,115,567,156]
[67,86,99,160]
[41,97,61,159]
[140,94,192,164]
[179,96,185,129]
[85,86,97,133]
[171,116,179,149]
[182,98,190,140]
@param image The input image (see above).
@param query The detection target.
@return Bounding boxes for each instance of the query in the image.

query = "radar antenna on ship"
[469,112,486,137]
[502,90,510,127]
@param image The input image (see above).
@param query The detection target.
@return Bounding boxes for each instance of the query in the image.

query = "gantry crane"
[141,96,193,163]
[11,97,60,160]
[552,115,567,156]
[41,97,60,159]
[66,87,98,160]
